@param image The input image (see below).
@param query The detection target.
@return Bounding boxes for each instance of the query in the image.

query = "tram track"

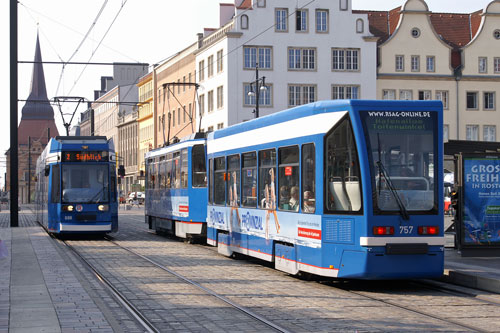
[55,232,291,333]
[119,213,500,332]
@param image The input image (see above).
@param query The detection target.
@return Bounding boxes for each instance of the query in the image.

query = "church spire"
[21,33,54,120]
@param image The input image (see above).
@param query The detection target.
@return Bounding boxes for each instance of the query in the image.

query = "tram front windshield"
[360,111,437,213]
[62,164,109,203]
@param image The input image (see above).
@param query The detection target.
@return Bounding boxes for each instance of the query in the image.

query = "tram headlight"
[98,204,109,212]
[62,205,74,212]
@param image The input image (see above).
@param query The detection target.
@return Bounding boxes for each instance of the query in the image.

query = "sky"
[0,0,494,189]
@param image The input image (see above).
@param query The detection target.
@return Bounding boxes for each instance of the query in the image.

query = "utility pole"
[247,63,266,119]
[28,136,31,204]
[10,0,18,227]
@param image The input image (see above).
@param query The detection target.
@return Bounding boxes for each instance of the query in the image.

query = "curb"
[440,269,500,294]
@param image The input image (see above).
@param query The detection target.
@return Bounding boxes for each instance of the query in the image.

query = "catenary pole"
[10,0,18,227]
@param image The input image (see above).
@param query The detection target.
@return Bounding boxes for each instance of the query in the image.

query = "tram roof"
[208,99,443,141]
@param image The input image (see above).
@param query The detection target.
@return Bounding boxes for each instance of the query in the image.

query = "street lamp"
[247,63,267,118]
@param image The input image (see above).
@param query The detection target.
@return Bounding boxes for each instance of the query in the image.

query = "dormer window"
[356,19,364,33]
[241,15,249,30]
[411,28,421,38]
[256,0,265,7]
[494,30,500,40]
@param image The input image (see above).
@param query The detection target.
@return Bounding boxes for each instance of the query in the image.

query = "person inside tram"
[289,186,299,212]
[279,185,290,209]
[303,191,315,213]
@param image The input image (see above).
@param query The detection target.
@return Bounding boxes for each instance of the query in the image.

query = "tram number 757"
[399,226,413,234]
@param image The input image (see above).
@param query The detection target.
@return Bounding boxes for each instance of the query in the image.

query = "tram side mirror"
[118,165,125,177]
[44,166,50,177]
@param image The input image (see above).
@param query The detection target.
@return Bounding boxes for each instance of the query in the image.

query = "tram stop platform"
[1,211,500,332]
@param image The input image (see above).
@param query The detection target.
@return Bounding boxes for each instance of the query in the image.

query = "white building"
[195,0,377,132]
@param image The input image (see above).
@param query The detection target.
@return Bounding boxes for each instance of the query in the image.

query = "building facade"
[117,111,139,195]
[367,0,500,142]
[195,0,377,132]
[154,43,198,147]
[137,72,154,180]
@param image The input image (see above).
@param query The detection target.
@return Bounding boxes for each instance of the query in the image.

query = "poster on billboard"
[461,155,500,248]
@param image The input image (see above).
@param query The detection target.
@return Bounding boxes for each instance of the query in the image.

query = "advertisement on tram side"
[207,206,322,248]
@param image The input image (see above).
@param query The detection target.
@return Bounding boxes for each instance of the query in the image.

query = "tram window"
[209,159,214,204]
[166,153,173,188]
[172,152,180,189]
[214,157,226,205]
[302,143,316,213]
[159,156,166,189]
[110,174,117,203]
[181,149,188,188]
[153,161,159,190]
[325,118,362,213]
[242,152,257,207]
[278,146,299,211]
[192,145,207,187]
[51,164,60,203]
[259,149,277,209]
[227,155,240,207]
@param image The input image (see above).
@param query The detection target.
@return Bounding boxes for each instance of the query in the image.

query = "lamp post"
[247,63,267,118]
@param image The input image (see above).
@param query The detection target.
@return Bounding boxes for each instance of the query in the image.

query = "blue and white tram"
[206,100,444,279]
[145,133,207,239]
[35,136,118,234]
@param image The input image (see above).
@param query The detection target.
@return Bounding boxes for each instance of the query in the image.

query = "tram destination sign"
[62,151,109,162]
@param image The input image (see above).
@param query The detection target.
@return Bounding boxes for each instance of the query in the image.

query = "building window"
[418,90,431,100]
[340,0,348,11]
[241,15,249,29]
[484,125,496,142]
[382,89,396,100]
[466,125,479,141]
[395,55,404,71]
[217,123,224,130]
[332,85,360,99]
[217,49,223,73]
[208,90,214,113]
[426,56,435,72]
[198,60,205,81]
[208,55,214,78]
[244,84,272,106]
[275,8,288,32]
[411,28,421,38]
[288,48,316,70]
[495,58,500,73]
[443,125,449,142]
[332,48,359,71]
[399,90,413,100]
[217,86,224,109]
[244,46,272,69]
[479,57,488,73]
[288,85,316,107]
[199,94,205,115]
[356,19,364,33]
[257,0,265,7]
[172,111,175,127]
[436,91,449,109]
[411,55,420,72]
[296,9,308,32]
[316,10,328,33]
[484,92,496,110]
[494,29,500,39]
[466,92,478,110]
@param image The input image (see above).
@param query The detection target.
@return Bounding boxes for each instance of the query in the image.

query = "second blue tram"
[35,136,118,234]
[145,133,207,239]
[205,100,444,279]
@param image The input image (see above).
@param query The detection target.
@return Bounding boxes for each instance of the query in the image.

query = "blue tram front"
[206,100,444,279]
[35,136,118,234]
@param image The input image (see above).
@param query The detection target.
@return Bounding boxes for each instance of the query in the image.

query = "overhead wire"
[54,0,110,97]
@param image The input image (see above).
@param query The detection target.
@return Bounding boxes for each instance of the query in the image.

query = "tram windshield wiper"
[377,160,410,221]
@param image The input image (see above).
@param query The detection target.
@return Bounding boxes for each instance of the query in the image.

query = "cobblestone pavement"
[97,213,500,332]
[3,210,500,332]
